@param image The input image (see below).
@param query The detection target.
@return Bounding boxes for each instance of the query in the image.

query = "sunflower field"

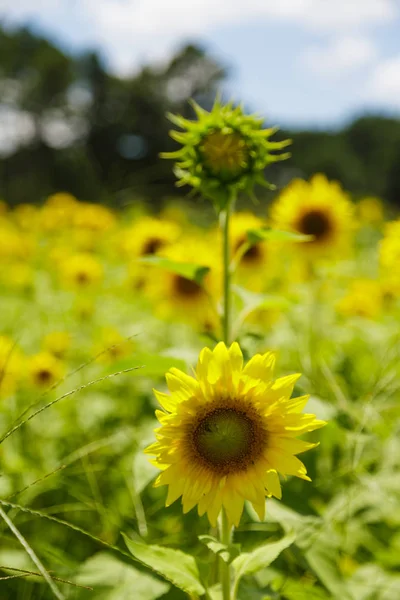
[1,101,400,600]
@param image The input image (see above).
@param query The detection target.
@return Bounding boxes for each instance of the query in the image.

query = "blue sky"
[1,0,400,128]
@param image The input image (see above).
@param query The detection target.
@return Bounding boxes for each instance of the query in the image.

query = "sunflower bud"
[162,98,291,209]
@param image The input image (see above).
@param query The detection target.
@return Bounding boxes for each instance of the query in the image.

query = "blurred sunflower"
[40,192,78,231]
[228,212,277,291]
[379,220,400,298]
[59,253,103,289]
[356,196,384,226]
[146,342,324,526]
[28,352,64,389]
[145,237,221,331]
[270,174,355,257]
[0,336,24,398]
[94,328,134,364]
[42,331,71,360]
[119,216,181,259]
[337,279,383,319]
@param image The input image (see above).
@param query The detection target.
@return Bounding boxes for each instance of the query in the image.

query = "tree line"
[0,25,399,208]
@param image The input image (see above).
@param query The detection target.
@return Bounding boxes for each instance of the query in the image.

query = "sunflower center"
[235,237,262,264]
[142,238,164,255]
[174,276,202,297]
[37,369,52,384]
[76,271,89,284]
[193,408,255,471]
[201,130,248,181]
[298,209,331,240]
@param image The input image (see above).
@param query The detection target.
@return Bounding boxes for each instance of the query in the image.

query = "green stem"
[221,201,233,345]
[220,508,232,600]
[219,197,234,600]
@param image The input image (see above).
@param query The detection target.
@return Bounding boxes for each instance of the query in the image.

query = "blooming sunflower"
[27,351,64,389]
[228,212,278,291]
[162,99,290,208]
[0,336,24,398]
[119,216,181,259]
[379,220,400,298]
[146,342,324,526]
[59,253,103,289]
[42,331,71,359]
[145,237,221,331]
[270,174,355,257]
[337,279,383,319]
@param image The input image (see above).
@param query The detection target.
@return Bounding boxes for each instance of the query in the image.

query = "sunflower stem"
[221,198,233,345]
[220,508,232,600]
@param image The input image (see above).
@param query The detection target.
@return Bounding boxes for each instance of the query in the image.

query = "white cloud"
[302,36,378,78]
[1,0,397,74]
[367,54,400,107]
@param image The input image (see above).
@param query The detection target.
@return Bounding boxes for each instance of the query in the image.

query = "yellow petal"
[263,470,282,499]
[270,437,318,455]
[154,389,177,412]
[266,449,311,481]
[243,351,276,383]
[165,368,198,400]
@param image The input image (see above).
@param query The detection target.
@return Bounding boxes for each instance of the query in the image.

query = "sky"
[1,0,400,128]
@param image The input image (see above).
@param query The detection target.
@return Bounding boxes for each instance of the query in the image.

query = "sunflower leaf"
[122,533,206,596]
[246,228,313,244]
[137,256,210,285]
[232,532,296,582]
[198,535,241,563]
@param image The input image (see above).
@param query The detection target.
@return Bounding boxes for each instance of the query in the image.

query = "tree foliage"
[0,25,399,207]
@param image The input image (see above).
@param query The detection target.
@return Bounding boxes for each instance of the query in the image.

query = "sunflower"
[379,220,400,298]
[270,174,355,257]
[162,99,290,208]
[356,196,384,226]
[146,342,324,526]
[28,352,64,389]
[42,331,71,359]
[228,212,278,291]
[145,237,221,331]
[337,279,383,319]
[119,216,181,259]
[0,336,24,398]
[59,253,103,289]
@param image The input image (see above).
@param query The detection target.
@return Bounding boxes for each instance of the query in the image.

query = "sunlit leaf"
[123,534,205,596]
[137,256,210,285]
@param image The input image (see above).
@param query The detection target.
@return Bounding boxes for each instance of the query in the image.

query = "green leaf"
[305,533,352,600]
[104,353,187,378]
[232,533,296,583]
[233,285,290,313]
[198,535,241,563]
[137,256,210,285]
[123,533,205,596]
[76,552,169,600]
[246,228,313,244]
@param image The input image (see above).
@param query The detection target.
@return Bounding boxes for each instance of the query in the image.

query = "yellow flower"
[228,212,278,291]
[270,174,355,257]
[0,336,24,397]
[60,253,103,289]
[146,342,324,527]
[119,216,180,258]
[42,332,71,359]
[40,192,78,231]
[337,280,382,319]
[94,328,134,364]
[72,202,116,232]
[145,238,221,331]
[28,352,64,389]
[357,196,384,226]
[379,220,400,298]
